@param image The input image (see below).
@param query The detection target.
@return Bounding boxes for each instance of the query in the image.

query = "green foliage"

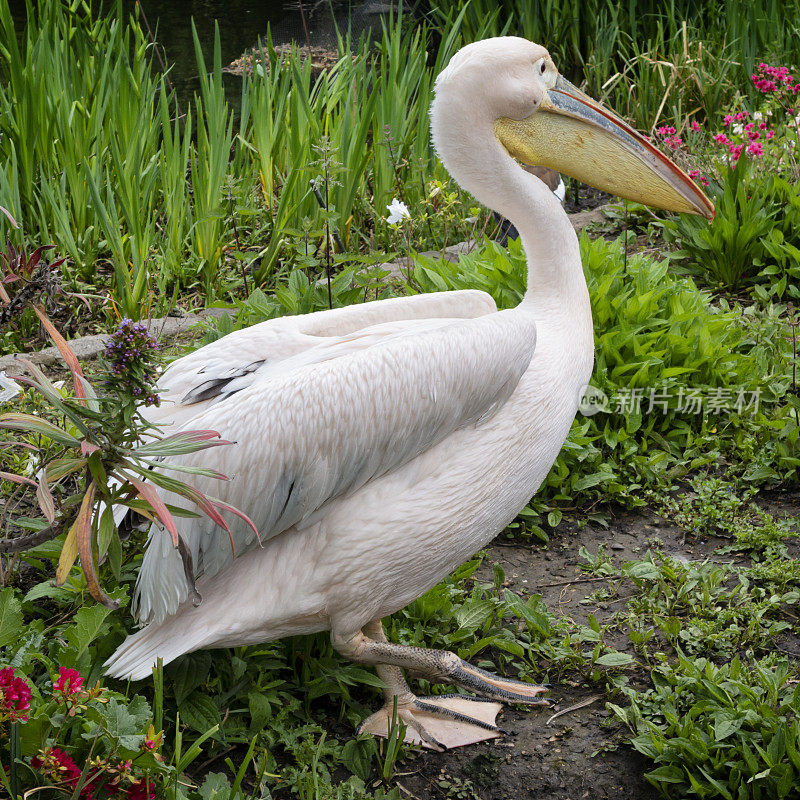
[0,587,167,798]
[427,0,800,129]
[660,476,796,556]
[611,655,800,800]
[662,158,776,289]
[0,313,254,610]
[410,234,798,515]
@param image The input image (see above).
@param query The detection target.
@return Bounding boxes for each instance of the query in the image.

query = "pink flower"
[656,125,677,136]
[690,120,701,131]
[748,129,761,140]
[746,142,764,156]
[713,133,730,145]
[0,667,32,722]
[688,169,709,187]
[723,114,733,126]
[730,143,745,161]
[758,122,767,129]
[54,667,83,697]
[767,129,775,138]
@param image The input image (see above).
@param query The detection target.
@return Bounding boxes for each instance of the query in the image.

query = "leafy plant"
[611,655,800,800]
[0,312,255,608]
[662,158,775,289]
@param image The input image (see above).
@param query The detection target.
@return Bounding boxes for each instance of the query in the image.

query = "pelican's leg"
[335,621,549,750]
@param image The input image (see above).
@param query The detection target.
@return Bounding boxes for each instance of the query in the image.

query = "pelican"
[105,37,713,750]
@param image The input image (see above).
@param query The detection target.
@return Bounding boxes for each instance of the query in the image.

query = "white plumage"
[105,36,711,749]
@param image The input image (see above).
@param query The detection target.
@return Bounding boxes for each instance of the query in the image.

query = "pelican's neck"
[433,117,590,319]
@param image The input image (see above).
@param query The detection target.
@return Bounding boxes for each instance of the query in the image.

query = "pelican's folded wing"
[133,308,535,624]
[143,291,497,431]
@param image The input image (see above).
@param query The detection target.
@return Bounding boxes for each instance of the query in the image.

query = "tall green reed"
[5,0,793,319]
[190,22,234,296]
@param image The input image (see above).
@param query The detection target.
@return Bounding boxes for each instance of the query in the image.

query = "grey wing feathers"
[180,359,267,405]
[133,310,536,624]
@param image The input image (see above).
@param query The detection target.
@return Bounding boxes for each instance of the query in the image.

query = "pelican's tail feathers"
[103,618,202,682]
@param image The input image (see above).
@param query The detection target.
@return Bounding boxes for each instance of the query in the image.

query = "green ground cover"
[2,1,800,798]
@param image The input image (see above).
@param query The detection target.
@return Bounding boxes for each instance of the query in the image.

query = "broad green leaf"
[595,651,634,668]
[63,604,115,664]
[454,599,494,632]
[197,773,232,800]
[342,738,375,782]
[0,587,23,649]
[180,692,221,733]
[92,696,152,752]
[248,692,272,734]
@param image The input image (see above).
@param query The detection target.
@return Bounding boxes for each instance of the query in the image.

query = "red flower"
[126,778,156,800]
[54,667,84,697]
[31,748,99,799]
[0,667,31,722]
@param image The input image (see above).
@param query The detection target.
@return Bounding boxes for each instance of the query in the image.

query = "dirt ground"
[384,501,776,800]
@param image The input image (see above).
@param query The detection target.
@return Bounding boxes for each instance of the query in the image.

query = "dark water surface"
[8,1,384,101]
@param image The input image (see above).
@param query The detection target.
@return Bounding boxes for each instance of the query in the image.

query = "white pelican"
[105,37,713,750]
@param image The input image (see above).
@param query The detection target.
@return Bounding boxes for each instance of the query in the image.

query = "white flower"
[0,371,21,403]
[732,123,744,135]
[753,111,763,120]
[386,198,410,225]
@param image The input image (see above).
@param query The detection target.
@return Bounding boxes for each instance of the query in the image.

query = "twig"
[538,576,610,588]
[0,515,73,554]
[228,187,249,296]
[297,0,312,51]
[546,694,604,725]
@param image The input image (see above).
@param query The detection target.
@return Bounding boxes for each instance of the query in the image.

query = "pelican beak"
[494,75,715,219]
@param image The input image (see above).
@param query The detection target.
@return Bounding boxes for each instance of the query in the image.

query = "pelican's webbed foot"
[334,621,550,750]
[358,673,504,750]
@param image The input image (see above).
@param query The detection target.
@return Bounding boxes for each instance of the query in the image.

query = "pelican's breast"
[312,313,594,630]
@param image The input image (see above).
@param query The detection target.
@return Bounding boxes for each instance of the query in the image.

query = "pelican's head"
[432,37,714,219]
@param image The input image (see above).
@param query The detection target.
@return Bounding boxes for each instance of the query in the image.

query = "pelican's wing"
[134,308,535,624]
[145,290,497,431]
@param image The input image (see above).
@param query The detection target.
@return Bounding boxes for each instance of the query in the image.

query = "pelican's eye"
[539,61,546,75]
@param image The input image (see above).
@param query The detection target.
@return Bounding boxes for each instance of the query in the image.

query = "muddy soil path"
[393,508,725,800]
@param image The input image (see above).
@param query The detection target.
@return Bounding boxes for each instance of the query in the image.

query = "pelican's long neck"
[432,112,590,320]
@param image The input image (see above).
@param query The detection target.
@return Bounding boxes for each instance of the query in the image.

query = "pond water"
[8,0,392,103]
